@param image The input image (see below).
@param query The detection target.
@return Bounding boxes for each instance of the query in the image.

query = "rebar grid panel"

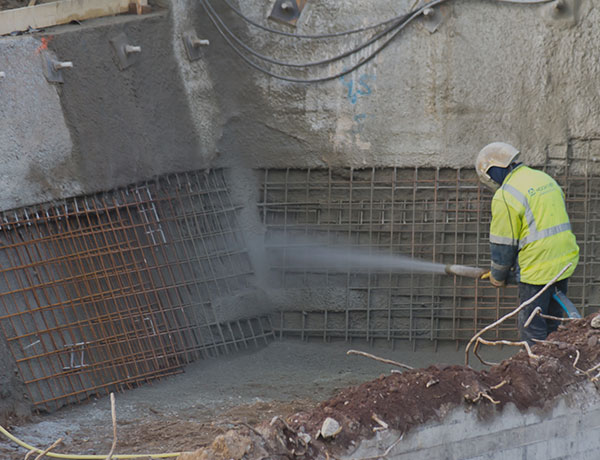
[0,170,272,411]
[259,165,600,346]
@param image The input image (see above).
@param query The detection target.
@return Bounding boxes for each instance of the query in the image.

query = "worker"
[475,142,579,343]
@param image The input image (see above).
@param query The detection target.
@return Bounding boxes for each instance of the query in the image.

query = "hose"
[0,424,183,459]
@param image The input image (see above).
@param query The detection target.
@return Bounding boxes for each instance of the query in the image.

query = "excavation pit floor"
[0,338,513,459]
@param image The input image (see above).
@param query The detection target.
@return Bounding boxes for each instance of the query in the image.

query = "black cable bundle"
[201,0,553,84]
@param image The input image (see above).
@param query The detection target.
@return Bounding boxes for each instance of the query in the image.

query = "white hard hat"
[475,142,520,191]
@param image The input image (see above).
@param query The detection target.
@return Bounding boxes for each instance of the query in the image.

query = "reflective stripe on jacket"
[489,165,579,284]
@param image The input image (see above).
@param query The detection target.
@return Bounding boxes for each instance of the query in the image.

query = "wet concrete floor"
[0,338,513,458]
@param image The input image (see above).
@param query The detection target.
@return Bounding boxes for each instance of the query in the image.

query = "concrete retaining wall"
[0,36,78,211]
[2,0,598,213]
[198,0,599,171]
[0,8,214,212]
[346,383,600,460]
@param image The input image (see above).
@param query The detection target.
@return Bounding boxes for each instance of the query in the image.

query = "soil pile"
[180,313,600,460]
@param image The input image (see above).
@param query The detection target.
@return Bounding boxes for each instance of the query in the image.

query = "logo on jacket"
[528,182,555,197]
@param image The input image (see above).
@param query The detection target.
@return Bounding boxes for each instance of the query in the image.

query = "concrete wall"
[0,36,79,210]
[3,0,597,214]
[346,382,600,459]
[0,0,598,207]
[194,0,598,171]
[0,8,215,212]
[47,12,209,196]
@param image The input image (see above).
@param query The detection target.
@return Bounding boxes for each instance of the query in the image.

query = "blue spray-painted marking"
[340,73,376,104]
[352,114,368,134]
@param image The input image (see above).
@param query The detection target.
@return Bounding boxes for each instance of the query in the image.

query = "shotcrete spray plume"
[284,245,448,274]
[268,233,486,279]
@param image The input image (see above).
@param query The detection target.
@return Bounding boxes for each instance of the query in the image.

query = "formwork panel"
[260,165,600,345]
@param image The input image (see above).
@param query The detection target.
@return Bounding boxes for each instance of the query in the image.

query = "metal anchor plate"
[268,0,308,27]
[110,32,140,70]
[183,31,208,61]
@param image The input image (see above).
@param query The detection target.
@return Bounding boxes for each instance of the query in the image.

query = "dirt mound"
[180,313,600,459]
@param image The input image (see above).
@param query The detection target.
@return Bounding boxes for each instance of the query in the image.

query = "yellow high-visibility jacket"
[489,165,579,285]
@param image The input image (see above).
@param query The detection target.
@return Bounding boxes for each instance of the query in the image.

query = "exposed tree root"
[465,263,572,366]
[474,338,539,367]
[524,306,579,328]
[346,350,413,370]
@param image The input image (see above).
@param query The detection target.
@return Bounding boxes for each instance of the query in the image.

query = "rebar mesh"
[0,170,273,411]
[260,165,600,346]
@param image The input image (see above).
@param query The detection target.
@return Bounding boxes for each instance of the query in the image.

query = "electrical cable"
[0,424,182,459]
[200,0,448,83]
[204,0,554,83]
[220,0,553,40]
[221,0,406,39]
[204,0,411,68]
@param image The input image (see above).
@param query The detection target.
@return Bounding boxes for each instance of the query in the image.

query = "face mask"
[487,162,521,186]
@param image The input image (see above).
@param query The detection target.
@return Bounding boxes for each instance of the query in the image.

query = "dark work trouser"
[517,278,569,344]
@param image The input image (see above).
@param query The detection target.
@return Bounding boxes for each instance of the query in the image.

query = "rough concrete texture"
[0,37,80,210]
[0,1,598,206]
[165,0,220,165]
[2,0,598,212]
[44,12,209,197]
[0,9,213,211]
[346,383,600,459]
[194,0,599,170]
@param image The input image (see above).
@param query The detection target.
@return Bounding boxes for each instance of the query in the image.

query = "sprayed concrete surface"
[202,0,600,171]
[0,339,512,458]
[1,0,599,209]
[0,9,212,211]
[0,36,79,210]
[45,12,210,196]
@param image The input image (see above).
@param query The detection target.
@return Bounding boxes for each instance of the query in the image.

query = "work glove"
[481,271,506,287]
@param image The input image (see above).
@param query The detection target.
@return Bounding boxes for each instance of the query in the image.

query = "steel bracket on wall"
[417,1,447,34]
[542,0,581,28]
[268,0,307,26]
[42,52,73,83]
[182,31,210,61]
[110,33,142,70]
